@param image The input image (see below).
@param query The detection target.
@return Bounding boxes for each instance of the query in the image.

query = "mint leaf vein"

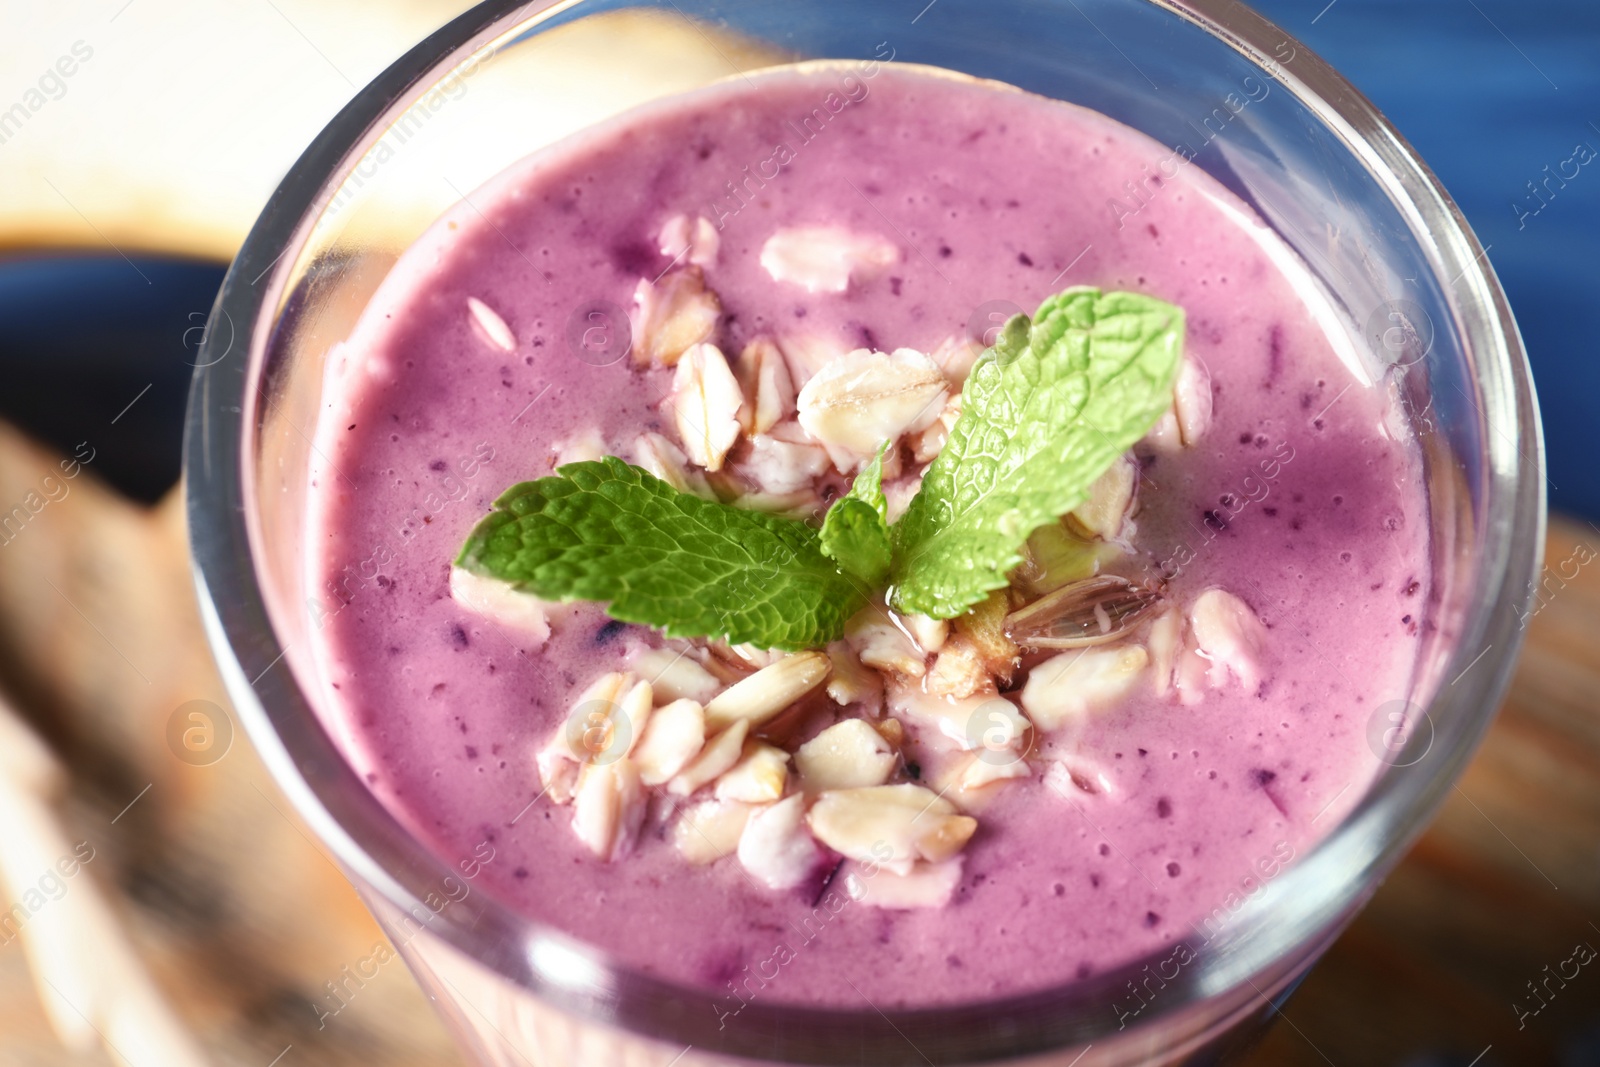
[888,287,1184,619]
[456,458,868,650]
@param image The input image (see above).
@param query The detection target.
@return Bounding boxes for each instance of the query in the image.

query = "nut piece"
[1175,357,1213,446]
[737,793,825,889]
[1043,754,1118,798]
[735,337,797,435]
[795,720,897,792]
[634,432,712,497]
[552,427,606,467]
[667,720,749,797]
[534,743,581,806]
[1020,646,1149,732]
[843,857,964,909]
[885,678,1003,752]
[824,640,883,710]
[1072,454,1137,541]
[901,614,949,655]
[466,296,516,352]
[629,648,723,705]
[845,609,926,678]
[658,213,720,268]
[924,635,993,700]
[759,225,898,293]
[797,348,949,466]
[674,799,759,864]
[738,432,831,494]
[714,739,790,803]
[563,671,636,764]
[808,784,977,875]
[702,652,831,732]
[930,333,983,384]
[630,266,721,367]
[1188,589,1267,691]
[571,760,645,861]
[1146,357,1213,451]
[449,566,551,648]
[669,342,745,472]
[1147,608,1183,700]
[956,750,1032,794]
[909,392,962,464]
[953,589,1020,684]
[632,698,706,786]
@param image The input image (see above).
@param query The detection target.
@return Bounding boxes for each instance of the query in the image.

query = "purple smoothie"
[303,64,1428,1009]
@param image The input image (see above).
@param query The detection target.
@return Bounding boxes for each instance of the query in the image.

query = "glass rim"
[184,0,1546,1060]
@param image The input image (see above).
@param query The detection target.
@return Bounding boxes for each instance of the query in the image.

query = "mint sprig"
[889,288,1183,618]
[819,444,891,585]
[456,458,868,650]
[457,287,1183,647]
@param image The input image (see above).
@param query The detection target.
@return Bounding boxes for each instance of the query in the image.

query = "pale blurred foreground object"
[0,697,207,1066]
[0,420,464,1066]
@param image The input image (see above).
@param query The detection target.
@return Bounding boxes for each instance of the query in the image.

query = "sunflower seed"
[1004,576,1163,650]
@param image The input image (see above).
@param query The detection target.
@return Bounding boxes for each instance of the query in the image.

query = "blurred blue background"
[1,0,1595,515]
[1251,0,1599,518]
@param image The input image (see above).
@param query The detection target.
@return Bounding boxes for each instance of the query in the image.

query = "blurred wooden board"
[1240,517,1600,1067]
[4,5,1598,1062]
[0,415,1595,1065]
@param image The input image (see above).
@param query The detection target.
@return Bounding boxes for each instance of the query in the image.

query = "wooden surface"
[0,421,1595,1066]
[4,4,1598,1064]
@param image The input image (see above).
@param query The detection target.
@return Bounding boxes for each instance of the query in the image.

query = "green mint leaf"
[456,457,868,650]
[820,445,891,585]
[889,287,1184,619]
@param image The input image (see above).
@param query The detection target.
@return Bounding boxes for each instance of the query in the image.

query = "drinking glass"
[185,1,1543,1062]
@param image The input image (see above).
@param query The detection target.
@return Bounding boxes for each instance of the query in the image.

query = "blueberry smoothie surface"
[304,63,1429,1009]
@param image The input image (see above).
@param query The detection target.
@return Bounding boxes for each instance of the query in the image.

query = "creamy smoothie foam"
[304,64,1428,1009]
